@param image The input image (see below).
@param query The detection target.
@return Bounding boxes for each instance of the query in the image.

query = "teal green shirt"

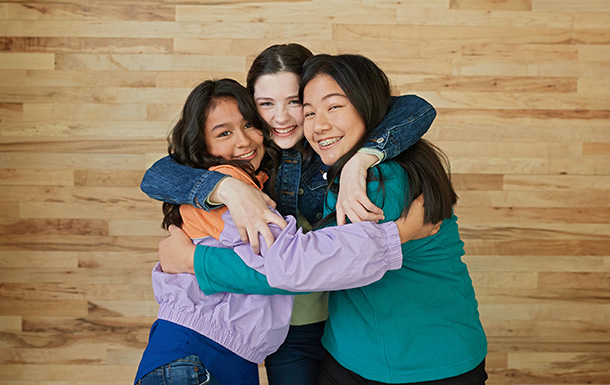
[321,161,487,382]
[193,161,487,382]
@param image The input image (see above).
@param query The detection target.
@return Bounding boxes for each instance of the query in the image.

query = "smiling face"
[253,71,305,150]
[204,97,265,170]
[302,74,366,166]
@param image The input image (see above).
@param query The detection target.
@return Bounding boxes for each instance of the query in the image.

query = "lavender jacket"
[152,210,402,364]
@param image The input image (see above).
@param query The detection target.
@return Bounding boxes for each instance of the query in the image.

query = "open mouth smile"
[235,149,257,160]
[317,137,342,148]
[273,125,298,136]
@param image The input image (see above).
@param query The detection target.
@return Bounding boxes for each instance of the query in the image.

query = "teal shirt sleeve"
[193,245,296,296]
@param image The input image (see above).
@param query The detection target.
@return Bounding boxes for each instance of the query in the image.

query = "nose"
[275,105,290,124]
[234,128,252,147]
[313,111,331,134]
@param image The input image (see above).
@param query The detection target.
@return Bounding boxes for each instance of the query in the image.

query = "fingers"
[237,227,249,245]
[336,206,347,226]
[413,194,425,209]
[338,203,385,225]
[266,212,288,230]
[342,198,385,224]
[259,226,275,252]
[430,223,441,236]
[358,196,383,215]
[248,228,260,255]
[262,192,277,209]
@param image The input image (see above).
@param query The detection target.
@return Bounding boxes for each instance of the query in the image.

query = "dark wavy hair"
[246,43,313,94]
[162,78,281,230]
[299,54,457,227]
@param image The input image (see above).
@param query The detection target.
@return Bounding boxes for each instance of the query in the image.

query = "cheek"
[290,109,304,127]
[207,141,229,158]
[303,120,314,141]
[250,130,265,146]
[257,108,274,125]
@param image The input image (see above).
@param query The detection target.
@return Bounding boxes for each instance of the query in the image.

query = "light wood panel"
[1,1,609,384]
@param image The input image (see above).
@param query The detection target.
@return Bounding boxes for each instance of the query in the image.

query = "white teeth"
[274,126,296,134]
[236,150,255,159]
[318,137,341,147]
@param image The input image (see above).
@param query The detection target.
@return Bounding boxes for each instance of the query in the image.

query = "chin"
[275,137,299,150]
[320,155,336,166]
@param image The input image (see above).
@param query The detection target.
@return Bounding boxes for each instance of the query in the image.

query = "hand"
[336,152,384,225]
[159,225,196,274]
[210,177,287,254]
[395,195,441,243]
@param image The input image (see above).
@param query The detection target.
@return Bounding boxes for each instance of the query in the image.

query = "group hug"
[134,43,488,385]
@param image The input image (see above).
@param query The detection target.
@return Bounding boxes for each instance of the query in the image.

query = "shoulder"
[389,94,435,116]
[180,204,226,240]
[367,161,410,222]
[209,165,260,189]
[369,161,409,192]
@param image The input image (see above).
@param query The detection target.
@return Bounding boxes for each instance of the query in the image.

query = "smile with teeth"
[273,126,297,135]
[318,137,342,148]
[235,149,256,160]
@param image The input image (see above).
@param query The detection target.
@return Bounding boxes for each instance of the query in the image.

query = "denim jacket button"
[376,137,385,143]
[298,188,304,195]
[322,172,327,180]
[316,213,322,219]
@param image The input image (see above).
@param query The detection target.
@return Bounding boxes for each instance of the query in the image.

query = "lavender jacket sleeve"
[205,210,403,293]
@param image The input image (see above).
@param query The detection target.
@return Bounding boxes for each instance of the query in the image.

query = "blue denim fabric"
[276,149,328,225]
[140,157,229,210]
[137,355,222,385]
[139,94,435,222]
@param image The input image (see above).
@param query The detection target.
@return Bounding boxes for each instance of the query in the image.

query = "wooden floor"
[1,0,609,384]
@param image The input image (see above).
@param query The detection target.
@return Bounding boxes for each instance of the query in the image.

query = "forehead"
[205,97,243,127]
[303,74,345,104]
[253,71,300,96]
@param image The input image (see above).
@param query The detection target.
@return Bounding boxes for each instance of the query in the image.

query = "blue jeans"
[138,355,222,385]
[264,321,326,385]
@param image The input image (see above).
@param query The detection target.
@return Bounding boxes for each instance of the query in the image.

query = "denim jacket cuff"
[357,148,384,166]
[190,173,230,211]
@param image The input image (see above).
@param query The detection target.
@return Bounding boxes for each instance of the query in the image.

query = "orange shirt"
[180,165,268,240]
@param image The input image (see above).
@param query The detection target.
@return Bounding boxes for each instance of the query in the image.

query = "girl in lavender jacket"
[135,78,434,385]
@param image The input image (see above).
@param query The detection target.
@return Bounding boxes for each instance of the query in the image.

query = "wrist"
[208,177,232,205]
[185,244,196,274]
[350,151,379,169]
[355,149,382,167]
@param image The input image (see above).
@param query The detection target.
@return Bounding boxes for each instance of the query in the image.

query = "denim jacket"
[140,94,436,224]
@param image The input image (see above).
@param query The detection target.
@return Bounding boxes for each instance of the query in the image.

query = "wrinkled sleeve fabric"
[194,211,402,294]
[362,95,436,162]
[194,245,294,295]
[140,155,228,210]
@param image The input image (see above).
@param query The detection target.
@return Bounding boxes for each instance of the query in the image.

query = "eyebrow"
[302,93,347,108]
[210,123,229,132]
[255,95,299,102]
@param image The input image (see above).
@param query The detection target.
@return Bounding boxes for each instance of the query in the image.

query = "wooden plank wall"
[1,0,609,384]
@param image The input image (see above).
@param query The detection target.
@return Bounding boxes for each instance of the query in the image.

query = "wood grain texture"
[0,1,608,384]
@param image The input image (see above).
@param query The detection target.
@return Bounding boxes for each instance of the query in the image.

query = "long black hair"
[299,54,457,227]
[162,78,281,229]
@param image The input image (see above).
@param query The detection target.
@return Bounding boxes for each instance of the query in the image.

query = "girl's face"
[302,74,366,166]
[253,71,305,150]
[204,97,265,170]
